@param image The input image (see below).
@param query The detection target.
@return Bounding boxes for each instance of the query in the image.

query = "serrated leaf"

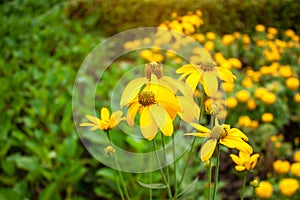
[137,181,167,189]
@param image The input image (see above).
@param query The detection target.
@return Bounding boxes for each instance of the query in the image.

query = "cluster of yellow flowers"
[255,150,300,198]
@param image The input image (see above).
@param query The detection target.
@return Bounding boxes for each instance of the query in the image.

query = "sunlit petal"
[79,122,97,127]
[230,154,243,165]
[109,110,124,128]
[85,115,100,124]
[177,96,200,122]
[186,71,201,91]
[176,64,195,74]
[140,106,158,140]
[101,107,110,122]
[216,67,236,83]
[200,139,217,162]
[229,128,249,141]
[189,122,211,133]
[184,132,209,138]
[235,166,246,171]
[127,102,140,126]
[150,105,173,136]
[202,71,218,97]
[120,78,147,107]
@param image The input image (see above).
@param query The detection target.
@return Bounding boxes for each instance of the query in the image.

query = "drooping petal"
[120,78,147,107]
[230,154,243,165]
[189,122,211,133]
[200,139,217,162]
[229,128,249,141]
[216,67,236,83]
[186,71,201,91]
[177,96,200,122]
[109,110,124,128]
[220,137,253,154]
[140,106,158,140]
[101,107,110,122]
[150,105,173,137]
[126,102,140,126]
[202,71,218,97]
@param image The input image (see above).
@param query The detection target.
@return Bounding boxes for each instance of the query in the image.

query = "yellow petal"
[189,123,211,133]
[150,105,173,137]
[200,139,217,162]
[235,166,246,171]
[101,107,110,122]
[230,154,243,165]
[239,151,250,161]
[109,110,124,128]
[177,96,200,122]
[220,138,253,154]
[216,67,236,83]
[202,71,218,97]
[79,122,97,127]
[186,71,201,91]
[140,106,158,140]
[127,102,140,126]
[120,78,146,107]
[176,64,195,74]
[85,115,100,124]
[229,128,249,141]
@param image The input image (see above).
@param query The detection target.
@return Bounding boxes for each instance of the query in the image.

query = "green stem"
[208,159,212,200]
[172,134,177,200]
[212,144,220,200]
[106,131,131,200]
[161,133,170,183]
[152,139,173,200]
[113,167,125,200]
[241,172,247,200]
[149,171,152,200]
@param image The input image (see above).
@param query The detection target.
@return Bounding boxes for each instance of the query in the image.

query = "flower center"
[145,61,163,79]
[210,125,222,140]
[138,91,156,106]
[198,57,216,72]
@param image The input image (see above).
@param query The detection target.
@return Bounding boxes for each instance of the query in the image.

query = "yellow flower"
[286,77,299,90]
[279,65,293,78]
[233,31,241,38]
[255,181,273,199]
[206,32,216,40]
[238,116,252,128]
[242,34,251,44]
[185,119,253,162]
[279,178,299,197]
[222,34,235,46]
[285,29,295,37]
[236,90,250,103]
[261,113,274,123]
[254,87,267,99]
[204,41,214,51]
[222,82,234,93]
[176,47,235,96]
[261,92,276,105]
[226,97,238,108]
[294,150,300,162]
[251,120,259,129]
[291,162,300,177]
[273,160,290,174]
[80,107,124,131]
[247,99,257,110]
[120,62,198,139]
[228,58,242,69]
[230,151,259,171]
[194,33,205,43]
[255,24,265,32]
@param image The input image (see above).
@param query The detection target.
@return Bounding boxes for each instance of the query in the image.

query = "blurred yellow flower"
[251,120,259,129]
[279,178,299,197]
[255,181,273,199]
[80,107,125,131]
[294,150,300,162]
[226,97,238,108]
[204,41,214,51]
[261,92,276,105]
[124,40,141,50]
[285,29,295,37]
[236,90,250,103]
[177,48,235,96]
[238,116,252,128]
[242,34,251,44]
[222,82,234,93]
[286,77,299,90]
[185,119,253,162]
[222,34,235,46]
[291,162,300,177]
[254,87,267,99]
[206,32,216,40]
[261,113,274,123]
[194,33,205,43]
[230,151,259,171]
[214,52,225,64]
[228,58,242,69]
[220,60,232,69]
[247,99,257,110]
[273,160,290,174]
[233,31,241,38]
[279,65,293,78]
[255,24,265,32]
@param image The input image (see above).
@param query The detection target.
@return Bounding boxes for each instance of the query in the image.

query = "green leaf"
[137,181,167,189]
[15,156,39,172]
[38,183,60,200]
[0,188,20,200]
[178,178,200,200]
